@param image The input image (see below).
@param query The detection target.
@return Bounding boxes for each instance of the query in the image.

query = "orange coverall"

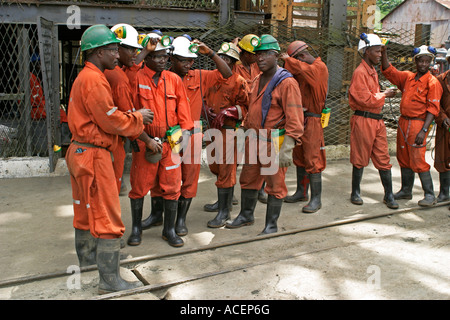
[204,71,249,188]
[240,71,304,199]
[435,71,450,172]
[104,66,137,193]
[123,62,143,94]
[30,72,46,120]
[66,62,144,238]
[382,64,442,172]
[130,66,193,201]
[233,62,260,85]
[284,57,328,174]
[348,59,392,171]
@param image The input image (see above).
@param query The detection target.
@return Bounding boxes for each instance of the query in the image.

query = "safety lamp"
[250,36,261,49]
[220,42,231,53]
[114,26,127,39]
[189,43,199,53]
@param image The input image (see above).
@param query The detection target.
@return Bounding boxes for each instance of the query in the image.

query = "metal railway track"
[1,202,448,299]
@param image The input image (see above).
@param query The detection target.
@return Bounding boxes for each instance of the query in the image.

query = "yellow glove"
[278,135,295,168]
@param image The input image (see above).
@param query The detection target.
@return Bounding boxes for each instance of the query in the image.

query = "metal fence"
[0,17,441,162]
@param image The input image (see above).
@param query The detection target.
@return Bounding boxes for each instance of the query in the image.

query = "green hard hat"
[253,34,280,52]
[81,24,121,52]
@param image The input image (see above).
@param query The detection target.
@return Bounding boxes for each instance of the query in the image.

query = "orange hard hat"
[287,40,308,57]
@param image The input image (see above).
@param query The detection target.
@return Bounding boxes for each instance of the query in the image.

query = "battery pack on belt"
[354,110,383,120]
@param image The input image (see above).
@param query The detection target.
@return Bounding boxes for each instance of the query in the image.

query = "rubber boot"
[394,168,415,200]
[258,181,268,204]
[97,238,142,294]
[437,171,449,203]
[75,228,97,267]
[379,170,399,209]
[176,196,192,236]
[162,199,184,247]
[284,167,309,203]
[350,166,364,205]
[418,171,437,207]
[226,189,258,228]
[127,198,144,246]
[302,172,322,213]
[141,197,163,230]
[203,194,238,212]
[207,187,233,228]
[260,195,283,235]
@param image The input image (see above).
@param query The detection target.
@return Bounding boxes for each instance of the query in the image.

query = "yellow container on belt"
[271,128,286,153]
[166,125,182,153]
[321,107,331,128]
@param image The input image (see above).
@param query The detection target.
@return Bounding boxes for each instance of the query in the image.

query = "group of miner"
[65,23,450,294]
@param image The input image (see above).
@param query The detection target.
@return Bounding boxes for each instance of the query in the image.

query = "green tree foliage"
[378,0,404,18]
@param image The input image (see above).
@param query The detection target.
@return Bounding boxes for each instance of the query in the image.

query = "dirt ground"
[0,152,449,301]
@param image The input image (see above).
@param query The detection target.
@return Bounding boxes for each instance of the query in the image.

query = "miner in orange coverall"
[141,35,233,236]
[131,32,194,248]
[281,40,329,213]
[347,34,398,209]
[226,35,304,235]
[104,23,143,199]
[382,44,442,207]
[66,25,153,294]
[434,49,450,205]
[203,42,250,228]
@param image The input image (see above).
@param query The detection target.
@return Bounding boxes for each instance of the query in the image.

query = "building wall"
[382,0,450,47]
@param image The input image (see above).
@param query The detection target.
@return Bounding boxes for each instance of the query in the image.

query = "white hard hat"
[146,32,170,52]
[218,42,240,61]
[111,23,142,49]
[171,36,198,58]
[447,48,450,59]
[358,33,382,53]
[413,45,437,59]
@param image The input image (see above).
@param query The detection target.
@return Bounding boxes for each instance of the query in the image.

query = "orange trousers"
[129,140,181,200]
[239,135,288,199]
[66,143,124,238]
[396,117,430,173]
[208,128,238,189]
[111,139,126,194]
[350,115,392,170]
[293,118,326,173]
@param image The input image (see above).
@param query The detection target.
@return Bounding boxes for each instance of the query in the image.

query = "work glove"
[212,106,241,130]
[278,135,295,168]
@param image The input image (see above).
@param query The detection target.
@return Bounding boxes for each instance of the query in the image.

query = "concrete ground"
[0,151,449,301]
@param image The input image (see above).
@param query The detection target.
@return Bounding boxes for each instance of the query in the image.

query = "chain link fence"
[0,15,440,160]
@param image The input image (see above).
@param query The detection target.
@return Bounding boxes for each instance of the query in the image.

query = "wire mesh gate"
[0,15,441,169]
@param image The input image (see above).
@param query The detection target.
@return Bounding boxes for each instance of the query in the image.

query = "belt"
[354,110,383,120]
[72,141,114,161]
[401,115,425,121]
[304,112,321,118]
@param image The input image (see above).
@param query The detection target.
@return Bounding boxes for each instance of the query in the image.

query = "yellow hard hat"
[238,34,260,54]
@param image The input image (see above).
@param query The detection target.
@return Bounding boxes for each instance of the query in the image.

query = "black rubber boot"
[162,199,184,247]
[141,197,163,230]
[127,198,144,246]
[97,238,142,294]
[302,172,322,213]
[394,168,415,200]
[207,187,233,228]
[258,181,268,204]
[226,189,258,228]
[260,195,283,235]
[176,196,192,236]
[285,166,309,203]
[350,166,364,205]
[379,170,399,209]
[418,171,437,207]
[75,228,97,267]
[437,171,449,203]
[203,194,238,212]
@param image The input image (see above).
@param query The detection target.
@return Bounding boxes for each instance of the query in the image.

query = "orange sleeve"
[235,75,250,120]
[174,74,194,131]
[382,64,411,92]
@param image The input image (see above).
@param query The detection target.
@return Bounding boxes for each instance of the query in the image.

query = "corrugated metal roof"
[382,0,450,21]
